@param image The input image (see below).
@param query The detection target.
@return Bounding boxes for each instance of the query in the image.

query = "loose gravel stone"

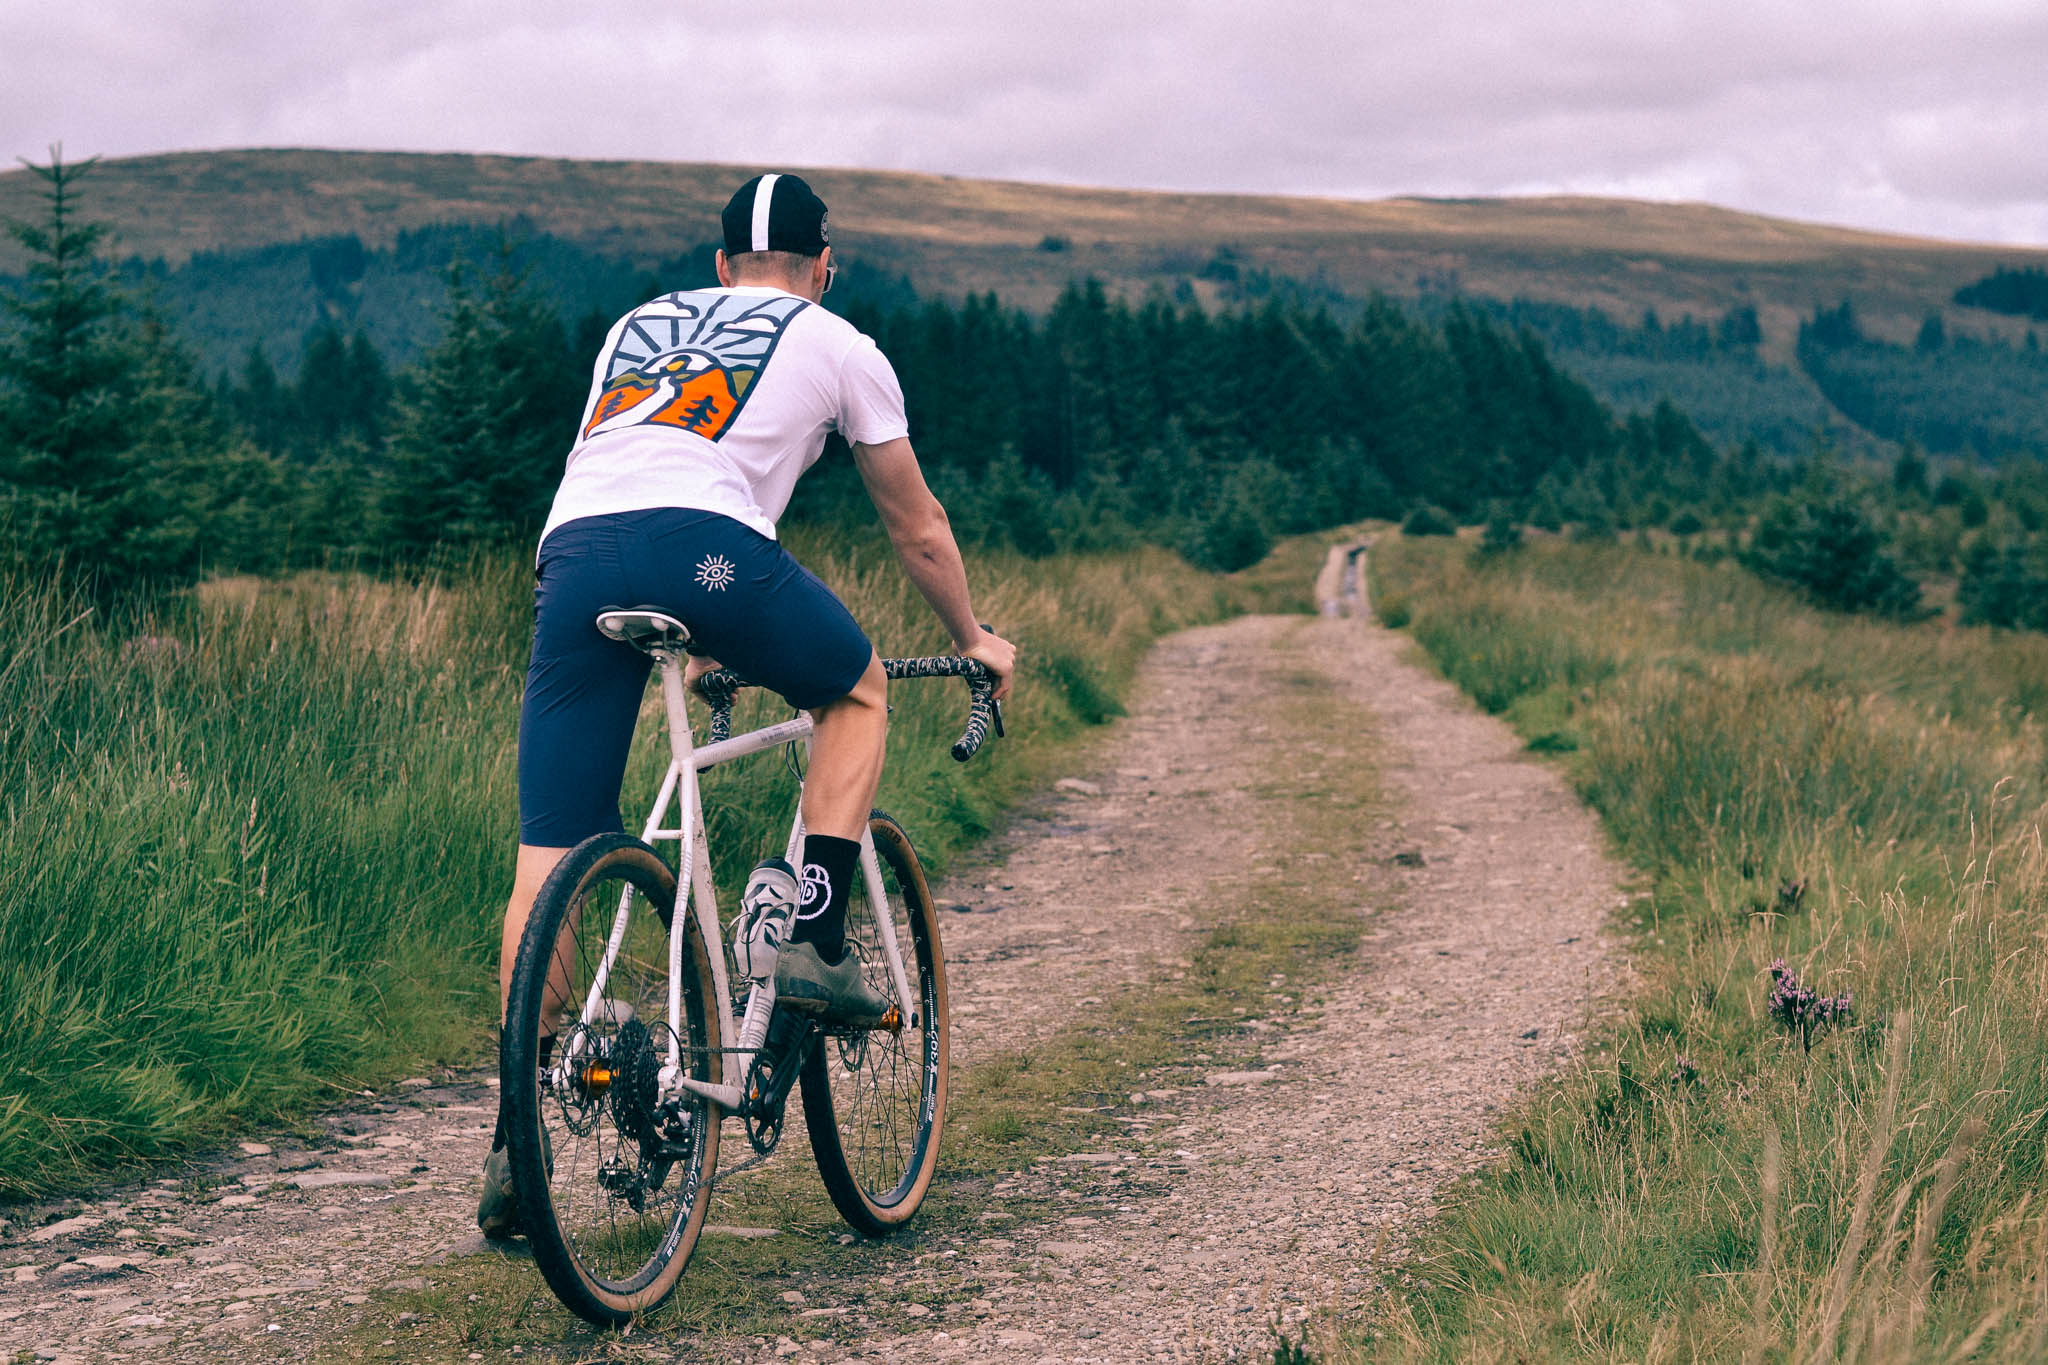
[288,1173,390,1190]
[1202,1070,1280,1086]
[29,1216,101,1243]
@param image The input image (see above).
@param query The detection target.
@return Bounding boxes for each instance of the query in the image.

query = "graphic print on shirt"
[582,292,810,442]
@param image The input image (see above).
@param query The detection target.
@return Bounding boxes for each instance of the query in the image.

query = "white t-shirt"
[538,285,909,551]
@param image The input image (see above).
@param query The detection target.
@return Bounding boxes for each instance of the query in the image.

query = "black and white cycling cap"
[720,173,830,257]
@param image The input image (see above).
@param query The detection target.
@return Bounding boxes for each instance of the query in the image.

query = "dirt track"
[0,546,1626,1363]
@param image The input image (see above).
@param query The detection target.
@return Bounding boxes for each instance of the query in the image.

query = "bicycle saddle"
[595,608,694,653]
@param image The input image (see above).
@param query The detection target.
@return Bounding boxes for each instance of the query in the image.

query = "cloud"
[3,0,2046,244]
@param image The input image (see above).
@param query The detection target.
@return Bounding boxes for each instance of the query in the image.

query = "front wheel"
[800,810,949,1235]
[502,833,723,1327]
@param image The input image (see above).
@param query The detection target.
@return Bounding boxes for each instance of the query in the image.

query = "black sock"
[792,834,860,961]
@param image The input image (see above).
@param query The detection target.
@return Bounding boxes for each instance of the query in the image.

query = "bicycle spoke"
[804,814,946,1228]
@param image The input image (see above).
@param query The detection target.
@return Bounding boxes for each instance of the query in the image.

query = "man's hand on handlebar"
[959,630,1017,702]
[684,654,724,699]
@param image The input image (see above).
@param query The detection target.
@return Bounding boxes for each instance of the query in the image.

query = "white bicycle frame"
[570,647,918,1115]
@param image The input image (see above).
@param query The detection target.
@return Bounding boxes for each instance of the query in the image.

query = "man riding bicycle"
[479,172,1017,1237]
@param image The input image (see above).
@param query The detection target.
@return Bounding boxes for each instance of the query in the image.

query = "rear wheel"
[502,833,722,1326]
[800,811,949,1234]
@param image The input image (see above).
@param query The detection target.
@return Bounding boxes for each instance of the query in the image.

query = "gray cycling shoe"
[477,1145,521,1238]
[477,1119,553,1239]
[775,941,892,1026]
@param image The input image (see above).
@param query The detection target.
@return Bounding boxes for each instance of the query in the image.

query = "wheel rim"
[817,829,941,1208]
[527,859,713,1293]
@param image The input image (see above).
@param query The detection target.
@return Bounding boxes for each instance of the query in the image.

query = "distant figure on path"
[478,172,1017,1236]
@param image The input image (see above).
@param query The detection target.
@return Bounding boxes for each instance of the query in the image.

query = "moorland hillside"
[3,147,2043,352]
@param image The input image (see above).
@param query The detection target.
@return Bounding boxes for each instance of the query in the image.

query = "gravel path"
[0,544,1627,1364]
[821,547,1625,1364]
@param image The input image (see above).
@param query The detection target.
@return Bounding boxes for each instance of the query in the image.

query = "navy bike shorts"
[517,508,873,846]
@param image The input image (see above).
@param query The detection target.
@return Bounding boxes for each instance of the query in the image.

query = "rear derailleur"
[589,1018,699,1213]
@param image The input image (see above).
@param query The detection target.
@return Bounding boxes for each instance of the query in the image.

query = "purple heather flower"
[1767,959,1852,1052]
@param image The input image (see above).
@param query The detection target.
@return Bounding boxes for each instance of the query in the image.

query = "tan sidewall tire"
[801,811,949,1233]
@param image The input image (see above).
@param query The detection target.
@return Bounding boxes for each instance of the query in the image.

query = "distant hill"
[5,148,2045,347]
[4,148,2048,460]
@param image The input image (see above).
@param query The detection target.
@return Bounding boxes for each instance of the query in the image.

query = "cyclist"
[479,172,1017,1237]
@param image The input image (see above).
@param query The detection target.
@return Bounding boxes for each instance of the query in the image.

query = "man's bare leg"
[500,843,572,1028]
[765,650,891,1018]
[481,842,572,1227]
[801,651,889,839]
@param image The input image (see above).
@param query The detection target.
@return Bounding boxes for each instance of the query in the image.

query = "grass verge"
[1346,537,2048,1363]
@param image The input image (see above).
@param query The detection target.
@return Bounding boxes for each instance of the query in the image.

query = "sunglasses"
[823,261,837,296]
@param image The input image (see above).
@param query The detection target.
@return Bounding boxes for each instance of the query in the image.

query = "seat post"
[655,651,695,773]
[653,646,700,1074]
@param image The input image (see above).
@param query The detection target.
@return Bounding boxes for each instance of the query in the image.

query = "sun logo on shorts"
[695,554,737,592]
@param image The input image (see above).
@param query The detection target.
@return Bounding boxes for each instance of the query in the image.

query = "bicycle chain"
[708,1144,775,1189]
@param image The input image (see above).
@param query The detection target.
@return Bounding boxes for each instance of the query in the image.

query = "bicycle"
[499,607,1001,1327]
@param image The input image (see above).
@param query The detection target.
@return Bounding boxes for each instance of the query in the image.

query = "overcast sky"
[5,1,2045,245]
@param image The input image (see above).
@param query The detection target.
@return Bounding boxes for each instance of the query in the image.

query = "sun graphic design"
[582,292,808,442]
[695,554,738,592]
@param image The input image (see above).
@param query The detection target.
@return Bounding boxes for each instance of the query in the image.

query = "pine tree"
[1191,466,1271,572]
[0,149,123,576]
[1526,474,1567,533]
[1473,501,1523,558]
[0,149,260,589]
[296,323,357,449]
[232,343,292,453]
[341,330,391,448]
[1743,497,1925,618]
[678,393,720,432]
[1956,538,2048,630]
[380,249,579,560]
[1891,442,1930,499]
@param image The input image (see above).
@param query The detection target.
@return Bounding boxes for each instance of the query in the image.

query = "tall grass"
[0,531,1247,1199]
[1358,539,2048,1363]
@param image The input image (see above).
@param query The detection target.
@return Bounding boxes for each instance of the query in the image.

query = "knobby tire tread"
[501,832,723,1327]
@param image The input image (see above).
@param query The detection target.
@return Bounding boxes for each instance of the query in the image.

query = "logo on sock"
[796,862,831,920]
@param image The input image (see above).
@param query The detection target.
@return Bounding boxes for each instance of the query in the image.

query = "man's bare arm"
[852,436,1016,698]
